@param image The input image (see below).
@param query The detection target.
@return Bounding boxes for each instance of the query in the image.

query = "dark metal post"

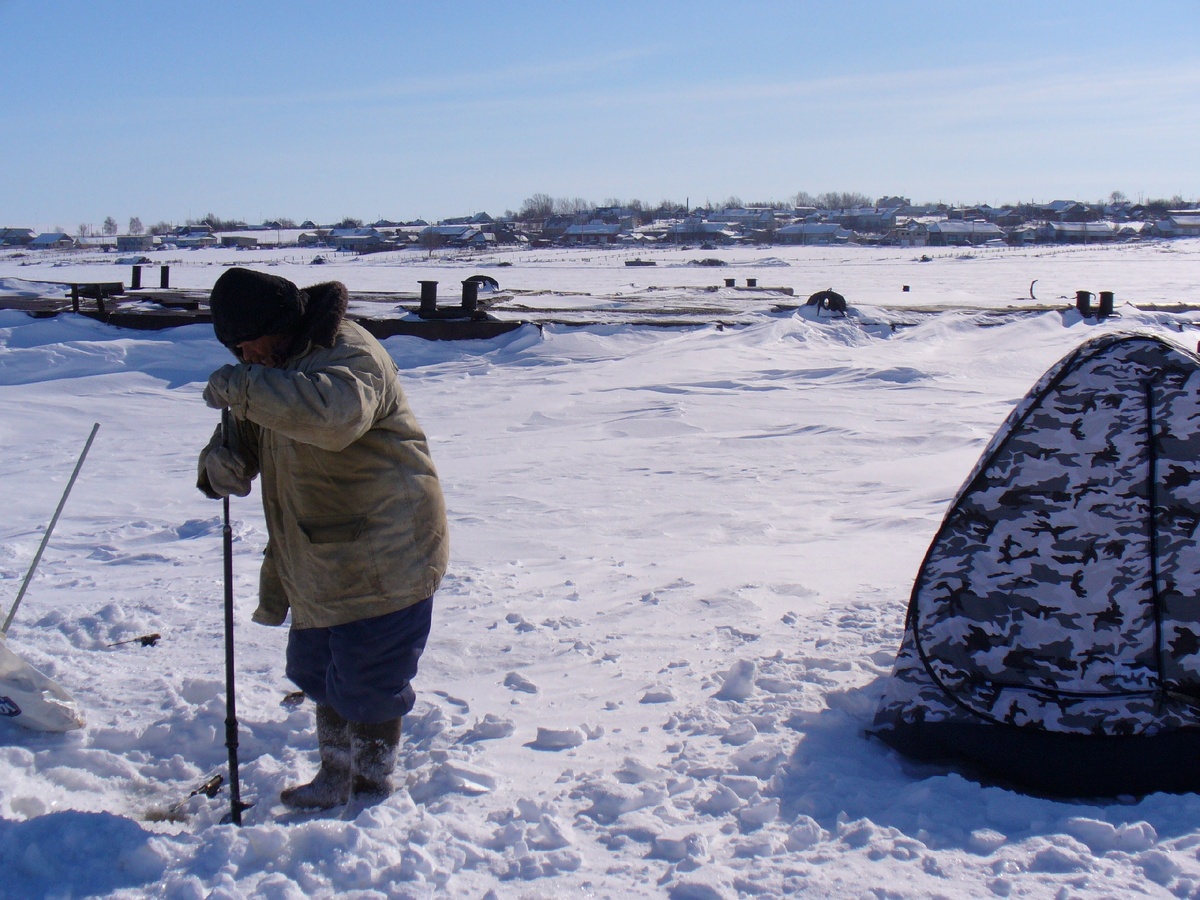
[1098,291,1115,318]
[221,410,244,826]
[461,279,479,313]
[160,265,170,289]
[419,281,438,317]
[1075,290,1094,316]
[131,265,142,290]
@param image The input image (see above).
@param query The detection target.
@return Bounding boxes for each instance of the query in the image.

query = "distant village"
[3,195,1200,256]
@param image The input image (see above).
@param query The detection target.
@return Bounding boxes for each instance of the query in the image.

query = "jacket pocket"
[291,515,382,605]
[298,516,367,544]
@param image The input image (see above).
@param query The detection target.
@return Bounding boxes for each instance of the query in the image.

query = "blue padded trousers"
[285,597,433,724]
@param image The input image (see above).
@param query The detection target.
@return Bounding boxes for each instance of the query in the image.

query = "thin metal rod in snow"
[2,422,100,636]
[221,410,246,826]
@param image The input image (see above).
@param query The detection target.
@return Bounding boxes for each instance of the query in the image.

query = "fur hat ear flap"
[210,267,307,347]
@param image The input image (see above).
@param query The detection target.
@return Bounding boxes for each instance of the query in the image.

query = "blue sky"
[3,1,1197,230]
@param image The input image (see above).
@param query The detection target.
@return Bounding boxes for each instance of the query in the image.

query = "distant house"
[829,207,900,232]
[1103,202,1135,221]
[560,221,623,245]
[486,223,528,245]
[886,221,928,247]
[776,222,852,245]
[465,231,497,249]
[1039,221,1117,243]
[328,227,392,252]
[1040,201,1098,223]
[29,231,76,250]
[297,231,330,246]
[665,219,741,244]
[990,208,1025,227]
[221,235,259,249]
[1008,225,1039,245]
[417,225,477,249]
[0,227,35,246]
[539,215,577,241]
[1157,215,1200,238]
[442,212,494,226]
[116,234,156,251]
[174,231,219,249]
[925,221,1005,246]
[383,226,423,246]
[709,208,778,229]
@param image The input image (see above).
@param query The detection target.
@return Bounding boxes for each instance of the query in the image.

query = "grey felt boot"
[349,717,402,803]
[280,704,352,810]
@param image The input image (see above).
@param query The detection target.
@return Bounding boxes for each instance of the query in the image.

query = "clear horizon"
[3,1,1198,232]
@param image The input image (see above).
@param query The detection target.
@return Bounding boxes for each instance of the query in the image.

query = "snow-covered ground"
[2,241,1200,899]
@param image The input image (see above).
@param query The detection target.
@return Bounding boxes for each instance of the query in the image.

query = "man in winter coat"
[197,266,449,809]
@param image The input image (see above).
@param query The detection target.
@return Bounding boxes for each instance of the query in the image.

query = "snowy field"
[2,241,1200,898]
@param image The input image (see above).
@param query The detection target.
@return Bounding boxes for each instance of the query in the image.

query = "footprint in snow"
[459,713,516,743]
[526,726,587,751]
[408,760,496,803]
[504,672,538,693]
[640,688,676,704]
[505,612,537,633]
[720,721,758,746]
[431,689,471,712]
[715,660,757,701]
[175,517,222,539]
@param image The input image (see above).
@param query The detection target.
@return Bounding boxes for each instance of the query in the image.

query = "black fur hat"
[210,267,308,347]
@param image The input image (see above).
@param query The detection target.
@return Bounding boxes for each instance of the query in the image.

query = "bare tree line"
[509,191,883,223]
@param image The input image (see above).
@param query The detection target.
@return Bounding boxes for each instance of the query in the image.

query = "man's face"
[236,333,291,367]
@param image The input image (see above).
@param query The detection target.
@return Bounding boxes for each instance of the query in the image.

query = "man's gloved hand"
[204,444,254,498]
[196,422,254,499]
[203,365,238,410]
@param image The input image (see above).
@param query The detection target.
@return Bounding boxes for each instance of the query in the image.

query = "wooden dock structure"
[0,280,524,341]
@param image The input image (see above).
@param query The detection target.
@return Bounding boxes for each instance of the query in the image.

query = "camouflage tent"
[873,333,1200,796]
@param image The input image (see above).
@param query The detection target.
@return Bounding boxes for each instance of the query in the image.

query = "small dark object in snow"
[806,289,847,314]
[464,274,500,291]
[690,258,727,267]
[144,773,225,823]
[281,690,307,709]
[195,774,225,799]
[109,632,161,648]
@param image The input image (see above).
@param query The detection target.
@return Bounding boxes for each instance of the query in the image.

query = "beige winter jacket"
[198,282,449,629]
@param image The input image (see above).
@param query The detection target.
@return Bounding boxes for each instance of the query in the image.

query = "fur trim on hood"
[293,281,348,352]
